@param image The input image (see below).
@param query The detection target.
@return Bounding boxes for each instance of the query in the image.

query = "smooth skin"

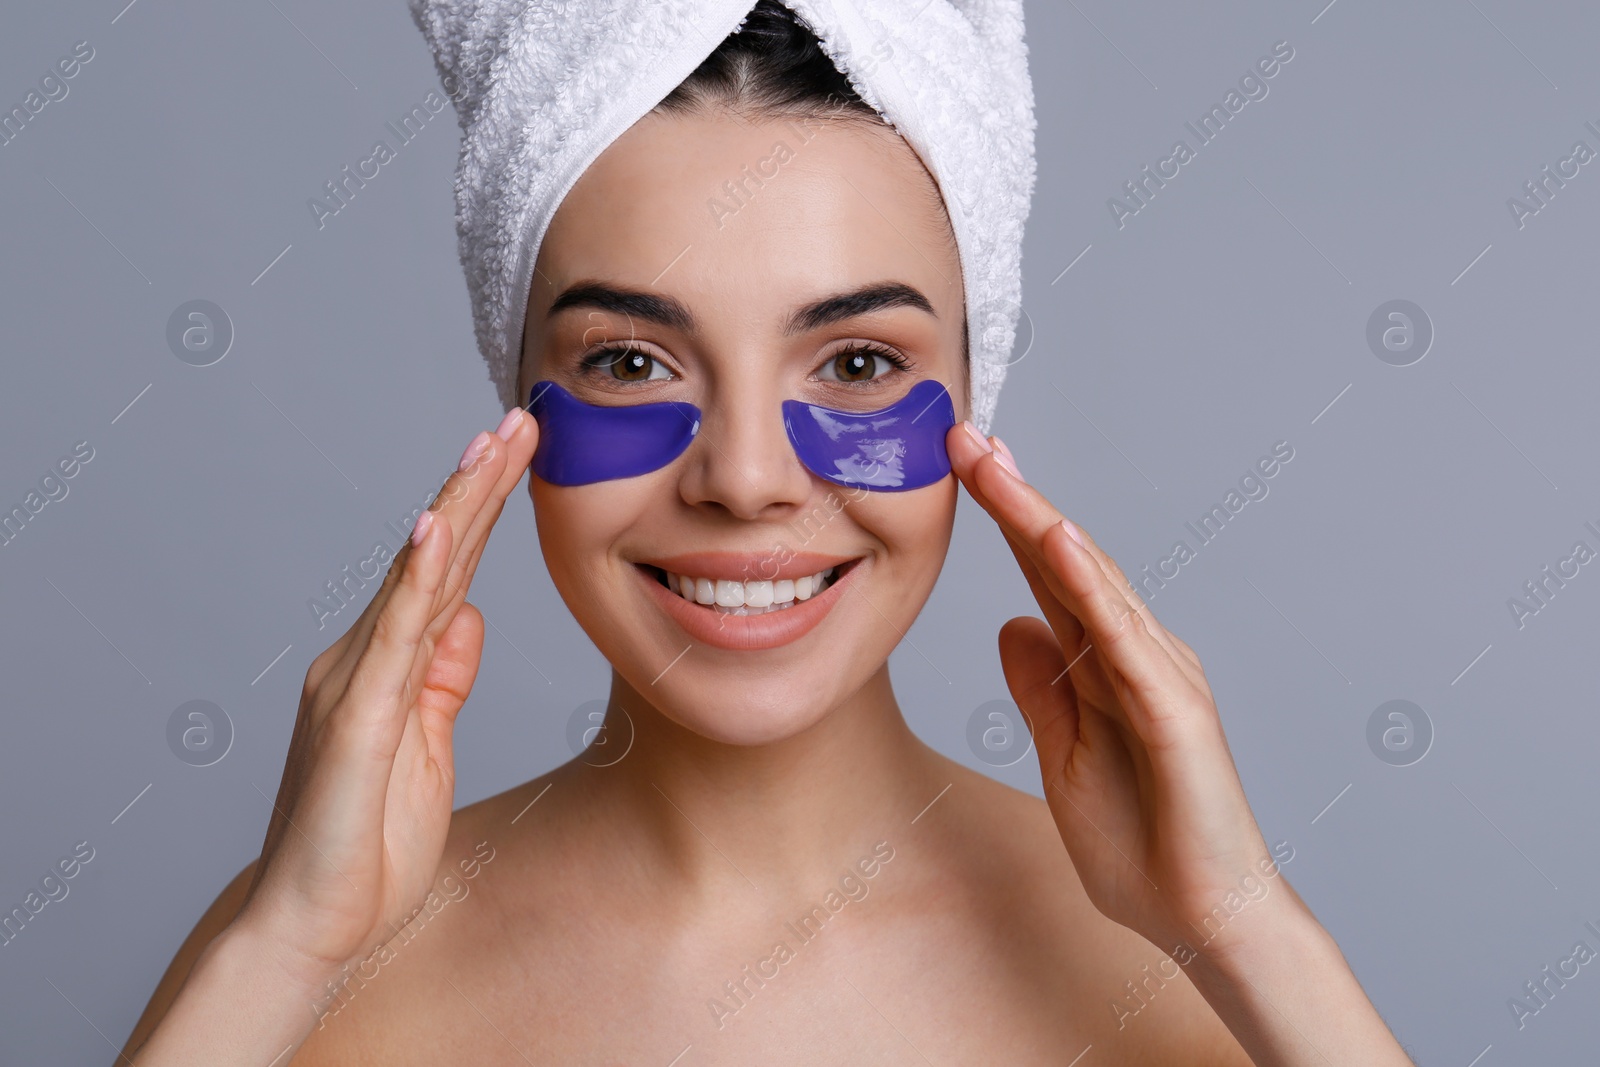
[123,106,1411,1066]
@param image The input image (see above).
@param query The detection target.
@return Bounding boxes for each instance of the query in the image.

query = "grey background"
[3,0,1597,1062]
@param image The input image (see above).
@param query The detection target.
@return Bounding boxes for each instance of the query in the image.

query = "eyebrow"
[546,283,694,333]
[786,282,936,335]
[545,281,936,336]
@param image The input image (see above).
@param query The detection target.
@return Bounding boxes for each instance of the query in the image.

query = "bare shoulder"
[908,752,1252,1066]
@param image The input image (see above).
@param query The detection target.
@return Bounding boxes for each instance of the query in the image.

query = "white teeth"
[657,565,844,614]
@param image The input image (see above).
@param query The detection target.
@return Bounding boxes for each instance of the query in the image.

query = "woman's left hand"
[946,421,1292,962]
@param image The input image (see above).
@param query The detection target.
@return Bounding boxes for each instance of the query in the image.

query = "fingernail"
[1060,518,1085,548]
[494,407,526,441]
[459,430,491,471]
[960,420,992,453]
[991,435,1022,480]
[411,510,435,547]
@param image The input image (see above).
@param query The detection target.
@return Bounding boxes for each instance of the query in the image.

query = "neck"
[571,662,941,903]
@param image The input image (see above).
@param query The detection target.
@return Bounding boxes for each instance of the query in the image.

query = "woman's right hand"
[233,407,537,990]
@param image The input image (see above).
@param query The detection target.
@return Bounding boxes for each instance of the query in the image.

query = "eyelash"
[577,342,914,383]
[577,344,665,380]
[829,341,914,380]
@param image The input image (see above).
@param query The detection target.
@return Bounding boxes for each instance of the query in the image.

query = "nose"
[677,380,816,521]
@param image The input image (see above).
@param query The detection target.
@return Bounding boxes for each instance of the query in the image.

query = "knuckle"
[1098,609,1133,645]
[368,604,417,657]
[302,661,323,698]
[1100,597,1148,644]
[304,648,335,697]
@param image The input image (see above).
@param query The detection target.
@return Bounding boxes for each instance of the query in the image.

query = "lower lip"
[635,561,860,652]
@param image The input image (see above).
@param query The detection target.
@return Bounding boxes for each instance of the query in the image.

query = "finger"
[991,522,1132,711]
[956,456,1121,708]
[280,509,456,878]
[960,445,1183,745]
[413,600,485,773]
[318,412,536,706]
[333,508,455,770]
[947,425,1199,686]
[987,510,1151,745]
[379,413,532,741]
[1000,620,1152,881]
[995,517,1085,647]
[425,411,538,626]
[944,430,1125,682]
[997,616,1079,773]
[1058,517,1203,685]
[1036,521,1199,749]
[946,424,1091,612]
[1165,628,1206,676]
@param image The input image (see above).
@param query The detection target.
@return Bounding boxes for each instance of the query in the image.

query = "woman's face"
[518,107,968,747]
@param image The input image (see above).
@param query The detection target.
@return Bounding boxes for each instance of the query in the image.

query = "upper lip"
[637,551,861,583]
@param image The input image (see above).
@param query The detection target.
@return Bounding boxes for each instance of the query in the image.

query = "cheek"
[847,478,957,578]
[529,481,633,598]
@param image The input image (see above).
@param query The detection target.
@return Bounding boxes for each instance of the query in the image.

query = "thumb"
[998,616,1079,781]
[416,601,485,748]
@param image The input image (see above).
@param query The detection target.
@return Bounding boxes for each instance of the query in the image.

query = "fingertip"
[494,406,526,442]
[959,419,991,452]
[411,510,435,548]
[944,420,986,474]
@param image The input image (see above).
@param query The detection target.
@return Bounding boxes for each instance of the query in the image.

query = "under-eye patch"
[526,380,700,486]
[782,378,955,492]
[526,377,955,491]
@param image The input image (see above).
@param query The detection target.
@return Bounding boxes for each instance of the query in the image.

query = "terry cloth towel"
[410,0,1037,437]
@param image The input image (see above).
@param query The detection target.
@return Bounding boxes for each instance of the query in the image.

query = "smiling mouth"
[640,559,861,616]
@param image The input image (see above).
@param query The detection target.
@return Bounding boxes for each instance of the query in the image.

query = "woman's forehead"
[536,111,961,317]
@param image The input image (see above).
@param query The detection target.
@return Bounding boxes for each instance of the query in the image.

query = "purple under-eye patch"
[526,380,700,486]
[783,378,955,492]
[526,377,955,491]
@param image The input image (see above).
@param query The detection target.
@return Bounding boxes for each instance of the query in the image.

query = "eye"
[817,342,913,385]
[580,344,673,383]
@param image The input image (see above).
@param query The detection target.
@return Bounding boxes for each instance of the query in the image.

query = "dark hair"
[655,0,881,124]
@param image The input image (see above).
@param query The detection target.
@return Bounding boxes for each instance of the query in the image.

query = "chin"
[650,682,843,748]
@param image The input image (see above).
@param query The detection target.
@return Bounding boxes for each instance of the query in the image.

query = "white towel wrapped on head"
[410,0,1037,437]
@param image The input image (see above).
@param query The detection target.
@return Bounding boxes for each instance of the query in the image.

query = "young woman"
[124,4,1413,1063]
